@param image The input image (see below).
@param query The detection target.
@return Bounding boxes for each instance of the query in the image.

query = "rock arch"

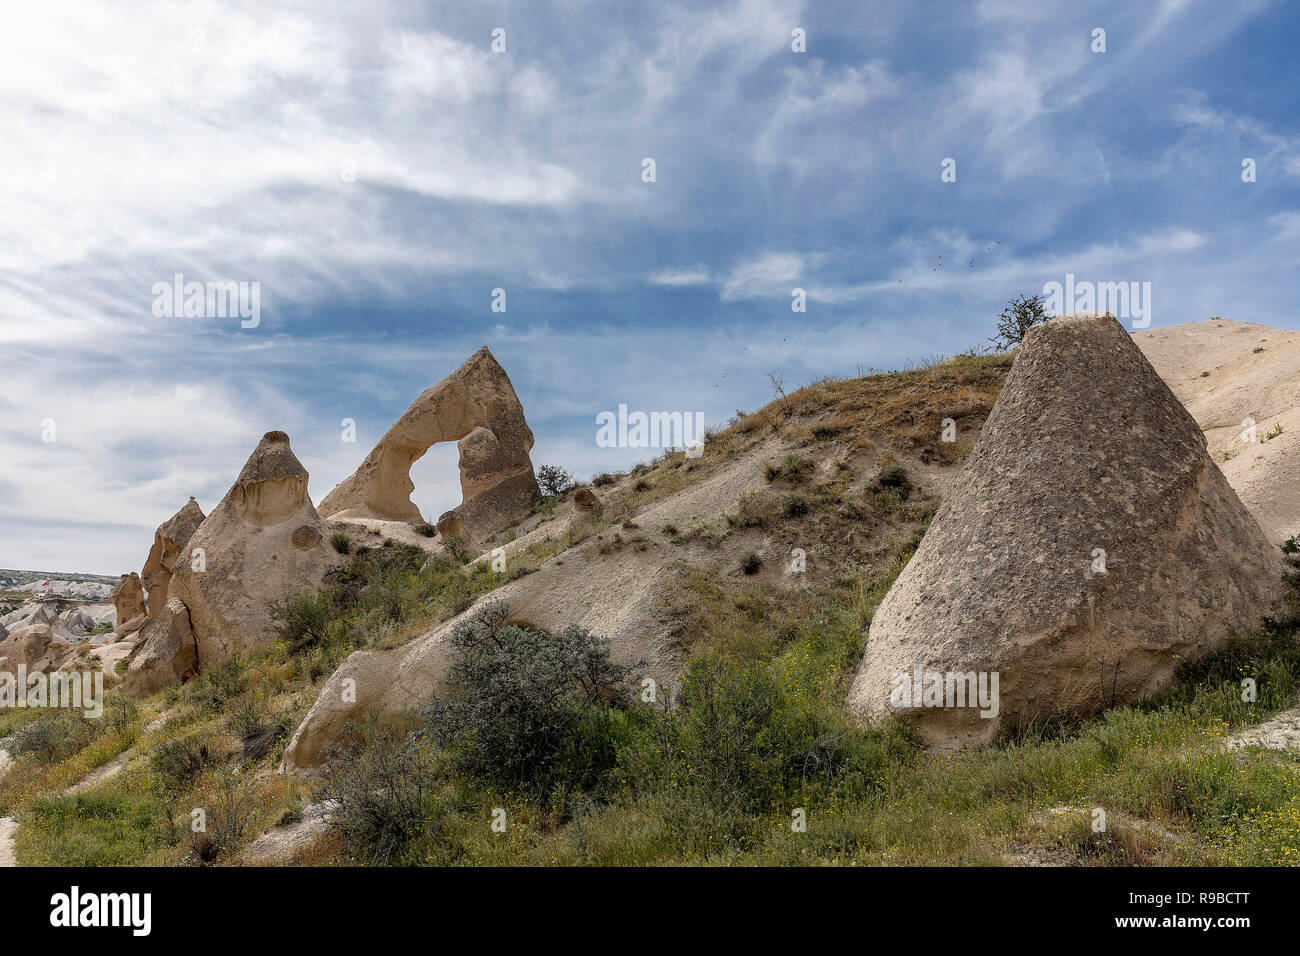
[319,347,541,541]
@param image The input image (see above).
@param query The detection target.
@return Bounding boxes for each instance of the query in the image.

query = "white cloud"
[720,252,810,300]
[649,266,712,286]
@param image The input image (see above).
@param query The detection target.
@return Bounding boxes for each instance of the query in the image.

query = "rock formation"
[109,573,147,633]
[1136,319,1300,545]
[121,598,198,696]
[142,497,206,617]
[285,540,673,771]
[848,313,1284,747]
[169,431,336,664]
[320,347,541,542]
[0,623,73,673]
[59,608,97,636]
[573,487,602,514]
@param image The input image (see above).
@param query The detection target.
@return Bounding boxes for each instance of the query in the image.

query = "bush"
[591,472,617,487]
[782,492,810,518]
[441,531,470,564]
[536,464,576,498]
[318,715,444,866]
[619,655,906,819]
[990,293,1051,351]
[10,711,96,764]
[191,768,259,863]
[422,602,639,794]
[740,550,762,575]
[268,590,333,655]
[413,522,436,538]
[730,490,780,529]
[228,692,290,763]
[151,734,216,794]
[187,658,248,711]
[330,532,351,554]
[875,465,913,498]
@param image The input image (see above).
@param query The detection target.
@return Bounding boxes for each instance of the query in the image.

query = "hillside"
[1,333,1298,868]
[1136,318,1300,544]
[0,570,116,603]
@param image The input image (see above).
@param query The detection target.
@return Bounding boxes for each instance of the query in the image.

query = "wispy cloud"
[1,0,1298,573]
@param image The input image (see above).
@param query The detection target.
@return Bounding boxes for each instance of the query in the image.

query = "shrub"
[990,293,1051,351]
[318,715,444,866]
[537,464,576,498]
[591,472,617,487]
[151,734,216,794]
[422,601,639,794]
[330,532,351,554]
[187,658,248,711]
[413,523,436,538]
[875,465,913,497]
[782,492,810,518]
[228,692,290,763]
[10,711,96,764]
[765,454,813,483]
[620,655,905,819]
[441,531,470,564]
[730,490,780,529]
[102,692,139,734]
[268,590,334,655]
[740,550,762,575]
[191,768,259,863]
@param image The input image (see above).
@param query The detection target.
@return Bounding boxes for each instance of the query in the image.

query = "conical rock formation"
[169,431,335,664]
[848,313,1284,747]
[142,497,206,618]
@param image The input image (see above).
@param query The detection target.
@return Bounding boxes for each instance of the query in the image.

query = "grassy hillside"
[5,352,1300,867]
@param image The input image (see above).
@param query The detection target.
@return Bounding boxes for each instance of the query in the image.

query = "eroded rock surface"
[109,573,147,629]
[142,497,206,618]
[169,431,336,664]
[320,347,541,542]
[121,598,198,696]
[848,313,1284,747]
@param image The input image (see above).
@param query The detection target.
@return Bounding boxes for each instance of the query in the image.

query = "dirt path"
[1228,704,1300,751]
[0,713,169,867]
[240,801,335,865]
[60,714,168,797]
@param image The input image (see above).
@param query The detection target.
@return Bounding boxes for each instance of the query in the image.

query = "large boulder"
[0,623,74,673]
[109,573,147,628]
[169,431,336,664]
[121,598,198,696]
[320,347,541,543]
[142,497,206,618]
[847,313,1285,747]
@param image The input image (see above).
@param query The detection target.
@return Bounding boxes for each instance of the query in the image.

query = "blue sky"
[1,0,1298,574]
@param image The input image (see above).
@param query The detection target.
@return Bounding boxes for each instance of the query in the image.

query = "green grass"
[6,356,1300,868]
[16,790,176,866]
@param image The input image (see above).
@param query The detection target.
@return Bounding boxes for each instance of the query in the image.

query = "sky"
[1,0,1298,574]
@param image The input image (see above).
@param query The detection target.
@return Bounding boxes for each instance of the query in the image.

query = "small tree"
[990,294,1051,351]
[536,464,576,498]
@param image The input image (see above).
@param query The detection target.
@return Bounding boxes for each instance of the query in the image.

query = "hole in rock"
[407,442,463,525]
